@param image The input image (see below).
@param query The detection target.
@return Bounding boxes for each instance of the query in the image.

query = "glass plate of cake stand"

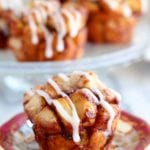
[0,15,150,74]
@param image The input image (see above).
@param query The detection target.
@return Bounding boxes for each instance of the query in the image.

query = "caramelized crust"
[24,71,120,150]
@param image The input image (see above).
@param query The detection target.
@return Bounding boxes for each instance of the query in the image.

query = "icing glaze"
[36,88,80,143]
[110,88,122,102]
[62,7,82,37]
[92,88,115,134]
[52,12,66,52]
[42,26,53,58]
[122,4,132,17]
[36,78,81,142]
[26,1,57,57]
[27,14,39,44]
[104,0,119,10]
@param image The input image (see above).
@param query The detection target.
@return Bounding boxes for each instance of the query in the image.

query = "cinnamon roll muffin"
[8,0,87,61]
[78,0,139,43]
[24,71,120,150]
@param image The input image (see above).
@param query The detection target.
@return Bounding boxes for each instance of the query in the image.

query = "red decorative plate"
[0,111,150,150]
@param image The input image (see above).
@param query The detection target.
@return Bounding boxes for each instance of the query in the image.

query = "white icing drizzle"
[27,1,56,57]
[36,90,53,105]
[62,7,81,37]
[42,26,53,58]
[81,88,99,103]
[36,6,48,22]
[110,88,122,102]
[53,12,67,52]
[48,78,66,97]
[122,4,132,17]
[104,0,119,10]
[52,97,80,143]
[27,14,39,44]
[62,9,75,36]
[69,8,82,37]
[92,88,115,134]
[63,71,116,135]
[22,1,58,57]
[35,78,81,143]
[70,71,116,135]
[32,9,43,24]
[34,0,59,12]
[52,7,82,52]
[74,85,116,135]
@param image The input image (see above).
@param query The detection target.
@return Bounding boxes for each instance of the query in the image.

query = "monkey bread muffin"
[77,0,143,43]
[24,71,120,150]
[8,0,87,61]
